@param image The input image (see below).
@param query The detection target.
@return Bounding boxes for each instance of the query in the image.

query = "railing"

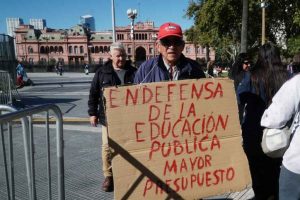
[0,104,65,200]
[0,70,21,106]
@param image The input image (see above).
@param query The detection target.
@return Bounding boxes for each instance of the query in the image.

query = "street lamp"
[23,36,27,62]
[88,44,93,65]
[260,0,267,45]
[42,35,50,66]
[127,8,137,64]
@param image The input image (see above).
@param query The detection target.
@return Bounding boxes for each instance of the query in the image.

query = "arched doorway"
[135,46,146,67]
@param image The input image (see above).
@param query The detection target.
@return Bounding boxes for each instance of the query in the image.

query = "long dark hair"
[251,42,289,105]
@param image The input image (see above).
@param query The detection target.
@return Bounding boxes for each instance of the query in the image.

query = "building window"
[80,46,84,54]
[40,46,45,53]
[128,47,131,54]
[69,46,73,54]
[28,46,33,54]
[50,46,54,53]
[95,46,99,53]
[196,46,200,54]
[74,46,78,54]
[117,34,124,40]
[59,46,63,53]
[149,47,153,54]
[104,46,108,53]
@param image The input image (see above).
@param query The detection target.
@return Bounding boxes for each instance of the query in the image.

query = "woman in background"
[237,42,289,200]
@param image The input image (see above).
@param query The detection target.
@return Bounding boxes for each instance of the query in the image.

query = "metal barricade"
[0,104,65,200]
[0,70,21,106]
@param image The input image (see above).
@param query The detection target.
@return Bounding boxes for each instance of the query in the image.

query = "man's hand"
[90,116,98,127]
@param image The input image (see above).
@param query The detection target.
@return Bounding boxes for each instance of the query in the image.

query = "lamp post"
[127,8,137,64]
[111,0,116,42]
[23,36,27,62]
[151,33,157,57]
[88,44,93,65]
[43,35,50,66]
[260,0,267,45]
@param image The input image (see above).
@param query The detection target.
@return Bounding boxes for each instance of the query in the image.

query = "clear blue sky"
[0,0,194,34]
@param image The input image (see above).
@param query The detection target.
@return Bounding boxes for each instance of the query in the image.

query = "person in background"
[55,62,59,74]
[134,22,205,84]
[83,63,89,75]
[261,74,300,200]
[57,62,63,76]
[237,42,289,200]
[88,42,136,192]
[207,60,215,77]
[287,59,294,77]
[16,61,31,87]
[230,53,252,124]
[230,53,251,90]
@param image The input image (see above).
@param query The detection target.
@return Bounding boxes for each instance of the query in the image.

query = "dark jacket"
[237,72,267,155]
[88,60,136,125]
[134,54,206,84]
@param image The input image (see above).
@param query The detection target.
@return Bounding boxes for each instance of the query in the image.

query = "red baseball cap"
[157,22,183,40]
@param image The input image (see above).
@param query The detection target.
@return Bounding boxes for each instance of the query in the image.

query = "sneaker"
[102,176,114,192]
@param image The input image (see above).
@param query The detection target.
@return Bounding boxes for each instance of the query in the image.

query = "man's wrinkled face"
[157,36,185,66]
[111,49,126,69]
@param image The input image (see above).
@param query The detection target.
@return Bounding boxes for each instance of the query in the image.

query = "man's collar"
[162,57,181,70]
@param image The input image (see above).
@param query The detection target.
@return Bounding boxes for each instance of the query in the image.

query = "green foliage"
[287,36,300,55]
[185,0,300,62]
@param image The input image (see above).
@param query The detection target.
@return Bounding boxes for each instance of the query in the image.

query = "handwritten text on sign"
[104,79,251,199]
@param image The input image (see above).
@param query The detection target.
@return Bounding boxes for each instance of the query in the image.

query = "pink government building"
[14,21,215,66]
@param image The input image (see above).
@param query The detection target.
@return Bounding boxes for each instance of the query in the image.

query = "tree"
[185,0,300,62]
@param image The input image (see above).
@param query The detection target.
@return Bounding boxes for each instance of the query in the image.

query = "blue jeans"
[279,165,300,200]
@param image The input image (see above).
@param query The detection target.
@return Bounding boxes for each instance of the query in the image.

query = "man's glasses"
[160,38,184,47]
[243,61,250,65]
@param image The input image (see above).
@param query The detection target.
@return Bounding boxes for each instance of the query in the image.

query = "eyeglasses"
[243,61,250,65]
[160,38,184,47]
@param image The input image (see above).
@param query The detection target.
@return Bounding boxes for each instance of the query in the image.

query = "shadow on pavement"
[20,96,80,107]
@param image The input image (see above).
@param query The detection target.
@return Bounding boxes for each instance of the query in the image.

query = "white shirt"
[261,74,300,174]
[163,59,179,81]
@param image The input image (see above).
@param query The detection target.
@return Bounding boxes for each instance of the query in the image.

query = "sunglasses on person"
[160,38,184,47]
[243,61,250,65]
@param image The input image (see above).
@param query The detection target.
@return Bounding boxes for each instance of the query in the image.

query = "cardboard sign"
[103,79,251,200]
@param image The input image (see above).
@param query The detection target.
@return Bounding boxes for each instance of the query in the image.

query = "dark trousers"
[244,146,282,200]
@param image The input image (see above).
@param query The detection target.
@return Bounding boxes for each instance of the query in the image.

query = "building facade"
[14,21,215,66]
[29,18,47,30]
[6,18,24,36]
[80,15,95,31]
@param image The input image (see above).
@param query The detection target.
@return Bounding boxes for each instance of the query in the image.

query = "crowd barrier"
[0,70,21,106]
[0,104,64,200]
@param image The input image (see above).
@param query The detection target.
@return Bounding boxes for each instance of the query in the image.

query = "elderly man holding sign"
[134,22,206,84]
[88,42,136,192]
